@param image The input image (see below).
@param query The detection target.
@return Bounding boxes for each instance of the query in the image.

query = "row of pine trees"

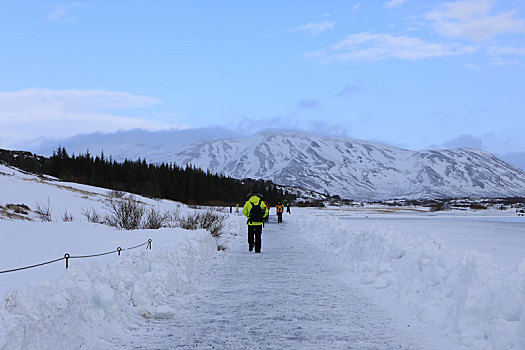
[1,147,295,206]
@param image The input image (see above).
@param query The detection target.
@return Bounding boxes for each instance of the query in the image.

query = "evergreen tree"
[2,146,298,206]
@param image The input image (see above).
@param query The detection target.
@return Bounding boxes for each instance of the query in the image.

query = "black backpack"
[248,199,264,223]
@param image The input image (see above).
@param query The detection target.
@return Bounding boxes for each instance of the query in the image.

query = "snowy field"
[1,163,525,349]
[301,207,525,349]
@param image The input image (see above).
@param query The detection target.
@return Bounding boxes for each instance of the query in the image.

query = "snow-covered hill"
[173,133,525,201]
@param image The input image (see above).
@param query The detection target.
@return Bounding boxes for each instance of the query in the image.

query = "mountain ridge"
[171,132,525,201]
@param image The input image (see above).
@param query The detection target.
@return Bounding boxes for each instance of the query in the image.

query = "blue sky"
[1,0,524,157]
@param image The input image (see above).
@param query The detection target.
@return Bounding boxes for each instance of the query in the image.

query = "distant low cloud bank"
[0,88,181,149]
[440,134,485,150]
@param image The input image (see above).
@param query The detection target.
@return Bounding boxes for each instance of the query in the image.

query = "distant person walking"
[286,204,291,214]
[243,192,268,253]
[276,201,284,223]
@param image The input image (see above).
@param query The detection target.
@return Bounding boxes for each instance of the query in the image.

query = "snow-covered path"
[124,217,428,349]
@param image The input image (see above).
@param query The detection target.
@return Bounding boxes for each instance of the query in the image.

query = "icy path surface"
[126,219,428,349]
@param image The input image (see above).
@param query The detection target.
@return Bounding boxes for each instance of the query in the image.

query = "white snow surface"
[2,163,525,349]
[123,215,441,350]
[0,163,227,349]
[0,224,219,349]
[302,208,525,349]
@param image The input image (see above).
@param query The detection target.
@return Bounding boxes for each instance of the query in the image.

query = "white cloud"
[353,4,360,12]
[484,45,525,65]
[426,0,525,41]
[441,134,485,149]
[0,89,181,148]
[428,0,492,21]
[488,46,525,56]
[463,63,482,70]
[317,32,476,62]
[433,128,525,155]
[305,1,525,64]
[294,20,335,34]
[489,58,520,66]
[46,3,88,23]
[384,0,407,9]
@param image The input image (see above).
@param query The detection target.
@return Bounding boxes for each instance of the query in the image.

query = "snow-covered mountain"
[172,133,525,201]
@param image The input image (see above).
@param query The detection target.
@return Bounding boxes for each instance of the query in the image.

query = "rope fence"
[0,239,152,274]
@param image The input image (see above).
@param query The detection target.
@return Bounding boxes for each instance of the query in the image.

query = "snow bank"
[0,162,244,349]
[300,214,525,349]
[0,227,220,350]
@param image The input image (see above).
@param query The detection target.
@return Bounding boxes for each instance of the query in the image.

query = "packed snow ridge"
[172,133,525,201]
[0,163,233,349]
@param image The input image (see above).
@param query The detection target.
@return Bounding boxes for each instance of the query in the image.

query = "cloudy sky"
[1,0,524,157]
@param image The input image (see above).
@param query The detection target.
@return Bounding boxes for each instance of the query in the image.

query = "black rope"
[0,239,152,274]
[0,257,65,274]
[125,241,149,250]
[70,250,119,259]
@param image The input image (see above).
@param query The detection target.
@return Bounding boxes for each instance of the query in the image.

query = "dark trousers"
[277,212,283,223]
[248,225,262,253]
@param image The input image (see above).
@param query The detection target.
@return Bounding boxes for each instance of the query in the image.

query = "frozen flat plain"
[313,207,525,267]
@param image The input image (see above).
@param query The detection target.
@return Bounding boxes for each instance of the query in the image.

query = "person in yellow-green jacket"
[243,191,269,253]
